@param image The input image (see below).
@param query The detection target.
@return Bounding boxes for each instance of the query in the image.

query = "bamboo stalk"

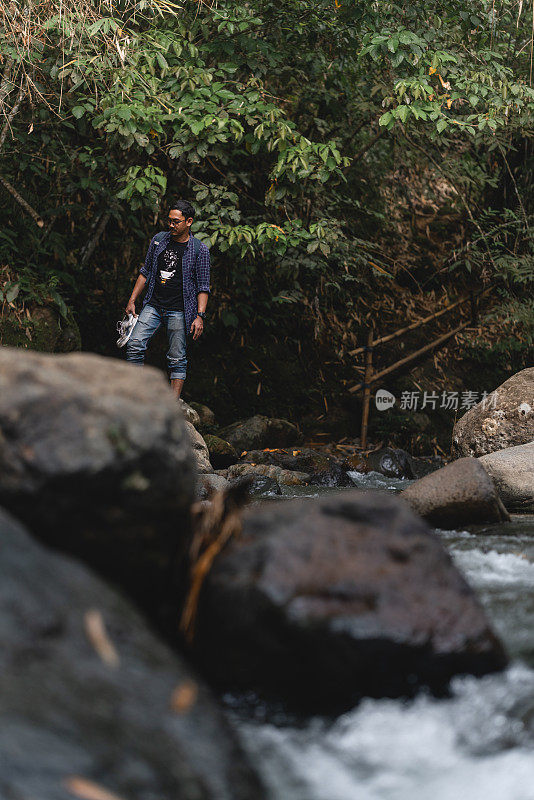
[349,287,491,355]
[360,328,374,449]
[349,321,470,393]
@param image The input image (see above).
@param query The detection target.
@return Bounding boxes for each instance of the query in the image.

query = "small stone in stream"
[346,450,443,479]
[0,348,195,609]
[242,475,282,497]
[204,434,239,469]
[409,455,446,479]
[453,368,534,457]
[365,446,415,479]
[478,443,534,512]
[197,473,230,500]
[0,505,264,800]
[193,489,507,713]
[218,415,301,452]
[401,457,510,528]
[308,463,354,487]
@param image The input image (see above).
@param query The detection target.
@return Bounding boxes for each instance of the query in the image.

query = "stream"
[228,471,534,800]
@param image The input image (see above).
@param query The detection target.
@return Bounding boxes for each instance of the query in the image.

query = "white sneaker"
[116,312,138,348]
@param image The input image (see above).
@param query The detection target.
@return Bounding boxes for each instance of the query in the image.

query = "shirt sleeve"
[140,238,154,278]
[195,244,211,294]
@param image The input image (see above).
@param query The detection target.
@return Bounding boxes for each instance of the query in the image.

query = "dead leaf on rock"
[171,680,198,713]
[65,776,126,800]
[84,610,120,668]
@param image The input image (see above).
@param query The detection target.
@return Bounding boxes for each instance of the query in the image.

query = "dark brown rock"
[364,446,415,478]
[402,457,510,528]
[240,447,339,473]
[225,462,309,486]
[240,447,352,486]
[0,347,196,610]
[453,368,534,457]
[204,434,239,469]
[194,490,507,712]
[0,505,264,800]
[218,415,301,452]
[189,401,217,430]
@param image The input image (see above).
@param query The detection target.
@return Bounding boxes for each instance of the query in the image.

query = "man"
[125,199,210,399]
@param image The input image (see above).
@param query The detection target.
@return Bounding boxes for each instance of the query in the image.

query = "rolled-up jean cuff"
[170,372,186,380]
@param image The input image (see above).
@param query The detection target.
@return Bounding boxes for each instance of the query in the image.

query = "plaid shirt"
[140,231,211,336]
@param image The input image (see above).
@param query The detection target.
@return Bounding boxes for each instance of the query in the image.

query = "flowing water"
[228,472,534,800]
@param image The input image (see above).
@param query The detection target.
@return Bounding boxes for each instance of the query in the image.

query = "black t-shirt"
[149,240,187,311]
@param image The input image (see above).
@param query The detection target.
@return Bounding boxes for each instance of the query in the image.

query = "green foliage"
[0,0,532,356]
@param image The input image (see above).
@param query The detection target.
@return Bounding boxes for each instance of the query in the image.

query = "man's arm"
[125,238,154,314]
[125,274,146,315]
[197,291,209,314]
[191,244,211,339]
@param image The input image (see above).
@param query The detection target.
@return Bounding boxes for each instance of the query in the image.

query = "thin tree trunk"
[79,212,111,267]
[0,82,25,151]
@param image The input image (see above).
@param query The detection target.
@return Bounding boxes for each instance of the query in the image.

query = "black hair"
[167,199,195,221]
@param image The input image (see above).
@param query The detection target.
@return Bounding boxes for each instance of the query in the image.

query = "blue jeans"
[126,304,187,380]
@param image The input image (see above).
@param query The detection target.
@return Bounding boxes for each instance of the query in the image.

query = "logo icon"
[375,389,396,411]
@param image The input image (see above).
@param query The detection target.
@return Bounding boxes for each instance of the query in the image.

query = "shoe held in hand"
[116,312,138,348]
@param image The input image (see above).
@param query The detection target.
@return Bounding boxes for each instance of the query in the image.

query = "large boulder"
[218,415,301,452]
[0,505,263,800]
[453,368,534,457]
[401,457,510,528]
[193,490,507,712]
[0,302,81,353]
[479,443,534,512]
[0,347,196,607]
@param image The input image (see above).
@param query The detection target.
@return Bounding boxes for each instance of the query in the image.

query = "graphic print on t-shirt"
[158,245,180,284]
[149,239,187,311]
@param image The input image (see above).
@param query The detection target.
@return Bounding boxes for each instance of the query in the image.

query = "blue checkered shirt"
[140,231,211,336]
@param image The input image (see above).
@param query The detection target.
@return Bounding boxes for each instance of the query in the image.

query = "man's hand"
[191,316,204,340]
[125,299,136,316]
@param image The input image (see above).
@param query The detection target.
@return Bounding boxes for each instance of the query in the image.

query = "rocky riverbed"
[229,493,534,800]
[0,347,532,799]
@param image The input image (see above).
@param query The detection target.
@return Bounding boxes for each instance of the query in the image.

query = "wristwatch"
[197,311,206,320]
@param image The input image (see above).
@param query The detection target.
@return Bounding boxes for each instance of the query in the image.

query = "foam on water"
[347,470,409,492]
[235,665,534,800]
[452,548,534,589]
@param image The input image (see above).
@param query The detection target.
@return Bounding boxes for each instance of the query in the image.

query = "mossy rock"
[0,305,81,353]
[203,434,238,469]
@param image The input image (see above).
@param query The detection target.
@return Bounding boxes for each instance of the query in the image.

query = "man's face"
[168,210,192,237]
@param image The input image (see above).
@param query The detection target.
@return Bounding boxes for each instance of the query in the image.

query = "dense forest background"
[0,0,533,451]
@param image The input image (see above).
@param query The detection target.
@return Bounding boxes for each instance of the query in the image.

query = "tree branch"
[0,174,44,227]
